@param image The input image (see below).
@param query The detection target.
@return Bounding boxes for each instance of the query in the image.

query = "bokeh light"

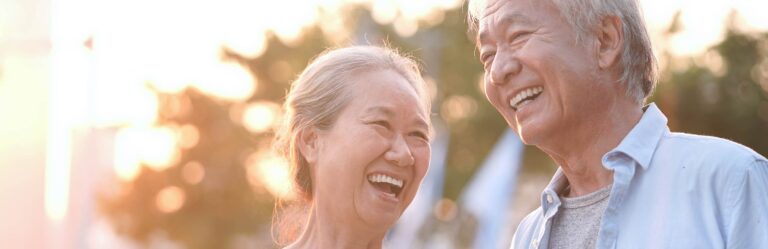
[155,186,186,213]
[10,0,765,247]
[242,102,282,134]
[113,126,181,181]
[246,152,295,200]
[177,124,200,149]
[181,161,205,185]
[441,95,478,123]
[193,62,257,102]
[113,129,143,182]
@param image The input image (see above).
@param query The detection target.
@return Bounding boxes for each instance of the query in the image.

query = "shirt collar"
[540,169,567,212]
[605,103,669,170]
[540,103,669,211]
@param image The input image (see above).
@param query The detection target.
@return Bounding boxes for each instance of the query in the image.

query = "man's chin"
[505,115,545,144]
[515,125,544,146]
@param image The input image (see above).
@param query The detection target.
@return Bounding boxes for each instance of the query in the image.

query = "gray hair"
[468,0,658,103]
[274,46,431,201]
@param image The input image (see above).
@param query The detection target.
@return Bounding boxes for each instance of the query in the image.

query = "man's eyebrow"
[478,13,533,44]
[499,13,533,27]
[412,118,429,132]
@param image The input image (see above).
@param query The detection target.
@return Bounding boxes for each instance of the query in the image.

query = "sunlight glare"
[113,126,180,180]
[246,153,295,200]
[219,0,270,58]
[393,17,418,37]
[265,0,319,46]
[113,128,143,181]
[732,0,768,31]
[242,102,281,134]
[372,0,398,25]
[668,1,729,56]
[140,127,180,171]
[194,62,256,102]
[640,0,768,57]
[396,0,433,21]
[89,57,159,128]
[44,115,72,222]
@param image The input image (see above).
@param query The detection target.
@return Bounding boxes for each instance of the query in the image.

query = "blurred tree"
[653,18,768,156]
[98,27,330,249]
[97,5,768,249]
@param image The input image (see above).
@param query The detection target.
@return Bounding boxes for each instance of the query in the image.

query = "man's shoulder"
[510,207,545,248]
[517,207,544,230]
[654,132,766,183]
[660,131,766,164]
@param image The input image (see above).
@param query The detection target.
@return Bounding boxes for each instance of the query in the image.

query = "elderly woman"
[273,46,433,249]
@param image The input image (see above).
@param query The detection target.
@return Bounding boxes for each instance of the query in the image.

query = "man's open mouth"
[510,86,544,111]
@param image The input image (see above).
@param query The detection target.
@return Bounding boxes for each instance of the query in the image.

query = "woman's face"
[310,69,431,230]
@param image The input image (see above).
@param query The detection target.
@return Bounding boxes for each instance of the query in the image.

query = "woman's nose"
[384,135,414,167]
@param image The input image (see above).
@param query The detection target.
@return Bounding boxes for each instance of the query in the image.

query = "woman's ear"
[298,128,319,164]
[596,15,623,69]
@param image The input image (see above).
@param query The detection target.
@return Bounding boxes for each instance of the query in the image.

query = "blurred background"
[1,0,767,248]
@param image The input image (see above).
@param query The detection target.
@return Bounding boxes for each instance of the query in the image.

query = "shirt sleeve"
[726,157,768,248]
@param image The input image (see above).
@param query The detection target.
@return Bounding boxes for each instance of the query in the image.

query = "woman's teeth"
[368,174,404,197]
[368,174,403,188]
[510,86,543,110]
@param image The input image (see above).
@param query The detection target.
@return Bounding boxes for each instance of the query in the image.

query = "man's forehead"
[477,12,533,41]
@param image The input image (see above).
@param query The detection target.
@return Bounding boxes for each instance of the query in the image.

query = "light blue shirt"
[510,103,768,249]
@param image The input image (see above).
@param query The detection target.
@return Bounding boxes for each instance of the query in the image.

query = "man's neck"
[541,99,643,197]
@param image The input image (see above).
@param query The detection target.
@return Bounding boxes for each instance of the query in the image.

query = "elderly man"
[467,0,768,248]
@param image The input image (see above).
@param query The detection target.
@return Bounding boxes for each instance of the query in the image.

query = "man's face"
[476,0,612,145]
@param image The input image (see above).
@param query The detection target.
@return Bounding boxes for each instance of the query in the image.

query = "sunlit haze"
[19,0,768,223]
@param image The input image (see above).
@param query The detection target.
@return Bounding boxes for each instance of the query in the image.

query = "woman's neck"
[286,206,385,249]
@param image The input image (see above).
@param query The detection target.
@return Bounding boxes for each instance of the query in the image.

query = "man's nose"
[384,134,414,167]
[489,52,521,85]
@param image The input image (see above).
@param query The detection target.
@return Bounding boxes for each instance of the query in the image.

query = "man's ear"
[298,128,319,164]
[596,15,623,69]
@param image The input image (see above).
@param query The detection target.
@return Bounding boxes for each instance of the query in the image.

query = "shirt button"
[546,194,553,204]
[532,239,539,248]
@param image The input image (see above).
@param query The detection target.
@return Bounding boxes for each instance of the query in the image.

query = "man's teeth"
[510,86,543,109]
[367,174,403,188]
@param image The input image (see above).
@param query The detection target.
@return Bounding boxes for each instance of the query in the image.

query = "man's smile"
[510,86,544,111]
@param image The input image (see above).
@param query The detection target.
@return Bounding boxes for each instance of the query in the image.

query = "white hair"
[468,0,658,104]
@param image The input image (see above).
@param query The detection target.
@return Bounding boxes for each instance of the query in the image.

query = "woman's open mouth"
[367,173,404,198]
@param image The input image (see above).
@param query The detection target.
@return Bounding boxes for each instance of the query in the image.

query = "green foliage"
[653,28,768,156]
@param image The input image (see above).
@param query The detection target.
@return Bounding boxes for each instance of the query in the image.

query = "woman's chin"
[356,206,402,229]
[357,196,403,232]
[355,201,403,230]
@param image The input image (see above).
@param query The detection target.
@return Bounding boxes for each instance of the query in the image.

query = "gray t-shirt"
[547,185,612,249]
